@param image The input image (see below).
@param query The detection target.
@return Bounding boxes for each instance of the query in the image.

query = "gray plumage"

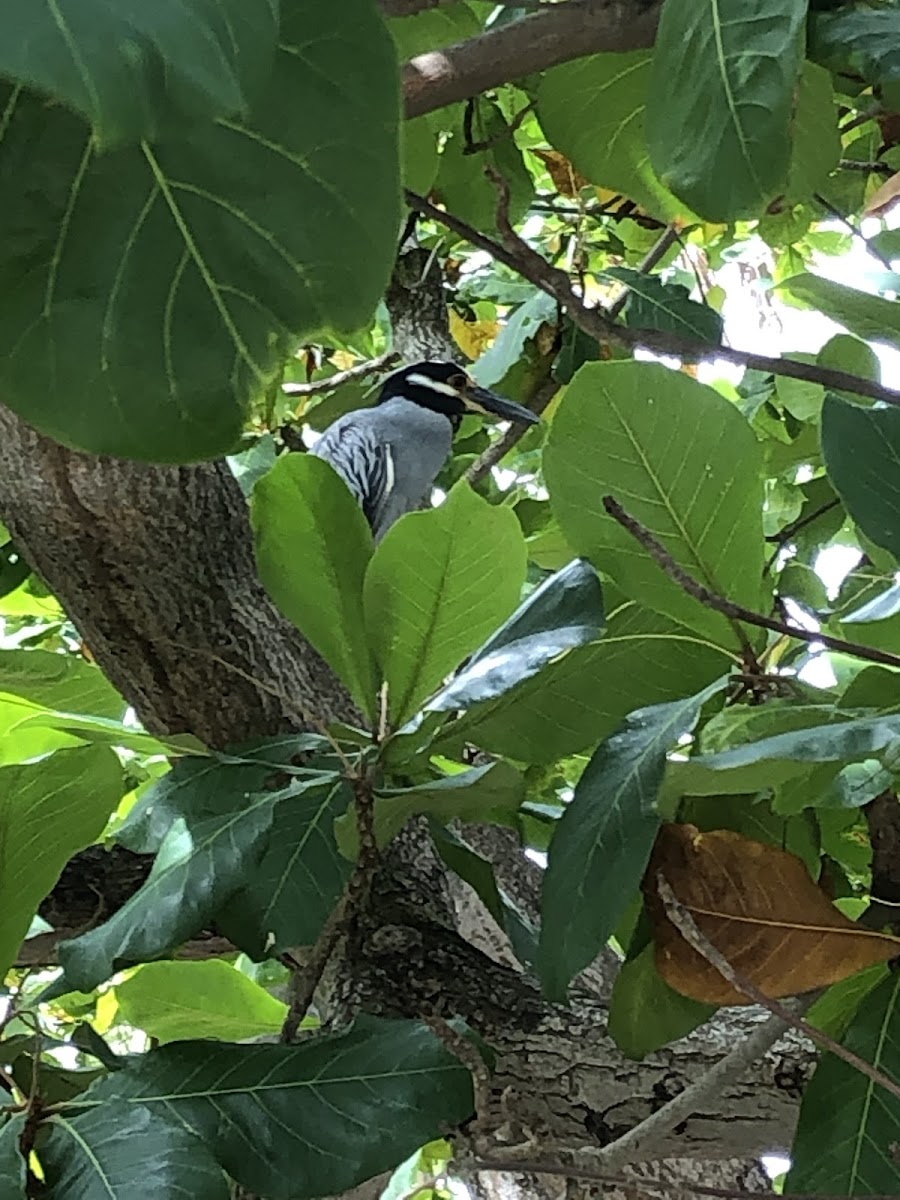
[309,359,539,542]
[311,397,453,541]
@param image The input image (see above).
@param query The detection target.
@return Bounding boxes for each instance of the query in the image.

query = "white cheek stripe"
[407,373,464,397]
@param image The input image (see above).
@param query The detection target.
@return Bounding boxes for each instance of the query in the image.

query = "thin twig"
[405,189,900,408]
[656,874,900,1106]
[606,224,682,321]
[464,379,555,486]
[602,495,900,671]
[813,193,894,272]
[463,99,534,155]
[423,1013,493,1141]
[764,497,842,573]
[470,1157,899,1200]
[839,103,884,134]
[593,1000,812,1169]
[282,351,399,399]
[839,158,893,176]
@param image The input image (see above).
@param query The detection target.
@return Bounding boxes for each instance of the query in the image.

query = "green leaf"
[602,269,723,343]
[608,943,716,1059]
[471,292,558,389]
[780,274,900,349]
[538,678,725,1001]
[219,776,351,957]
[336,760,524,857]
[810,5,900,88]
[0,649,125,719]
[41,1105,228,1200]
[434,102,533,234]
[114,960,288,1043]
[646,0,804,220]
[536,51,696,224]
[822,395,900,560]
[428,601,734,765]
[806,964,890,1041]
[424,557,605,715]
[0,0,400,462]
[787,972,900,1195]
[0,746,123,979]
[544,361,766,644]
[253,453,378,712]
[387,3,480,60]
[430,824,538,968]
[0,2,277,149]
[667,712,900,800]
[364,483,526,726]
[785,63,841,203]
[0,1118,26,1195]
[61,762,342,990]
[87,1018,476,1200]
[6,709,204,759]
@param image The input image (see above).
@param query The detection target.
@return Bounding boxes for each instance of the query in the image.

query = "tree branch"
[405,190,900,408]
[602,495,900,671]
[282,351,399,399]
[402,1,661,118]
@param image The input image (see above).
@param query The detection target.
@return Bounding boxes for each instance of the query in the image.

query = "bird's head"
[378,361,540,428]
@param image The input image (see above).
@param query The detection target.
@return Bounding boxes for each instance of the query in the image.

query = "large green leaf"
[428,601,734,765]
[608,942,715,1059]
[822,395,900,560]
[60,765,341,990]
[544,361,766,645]
[85,1018,476,1200]
[0,746,123,979]
[780,274,900,349]
[0,0,400,462]
[646,0,805,220]
[0,648,126,719]
[602,269,723,343]
[364,483,526,726]
[336,761,524,857]
[536,51,695,224]
[787,972,900,1195]
[0,1118,26,1195]
[538,678,725,1001]
[0,1,277,149]
[114,960,288,1043]
[425,557,605,715]
[810,5,900,88]
[41,1105,228,1200]
[433,102,533,234]
[785,63,841,203]
[252,454,377,716]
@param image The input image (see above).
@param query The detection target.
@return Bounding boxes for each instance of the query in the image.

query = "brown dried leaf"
[864,170,900,218]
[646,824,900,1006]
[531,149,588,198]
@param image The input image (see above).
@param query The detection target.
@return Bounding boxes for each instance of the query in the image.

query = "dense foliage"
[1,0,900,1196]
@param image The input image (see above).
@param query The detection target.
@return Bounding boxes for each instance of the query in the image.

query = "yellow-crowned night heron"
[311,360,539,540]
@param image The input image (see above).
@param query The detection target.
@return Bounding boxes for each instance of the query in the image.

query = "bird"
[310,360,540,541]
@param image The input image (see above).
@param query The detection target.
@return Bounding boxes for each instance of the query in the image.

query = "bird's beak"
[460,382,540,425]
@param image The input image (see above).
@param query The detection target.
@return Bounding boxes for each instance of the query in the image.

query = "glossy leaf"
[538,677,725,1001]
[536,51,694,224]
[114,960,288,1044]
[87,1018,476,1200]
[544,361,766,644]
[788,973,900,1195]
[337,761,524,857]
[648,825,900,1005]
[647,0,804,220]
[61,764,341,990]
[365,483,526,726]
[41,1105,228,1200]
[0,746,123,979]
[810,5,900,88]
[431,600,734,765]
[785,63,841,203]
[822,395,900,559]
[780,274,900,349]
[0,0,400,462]
[0,2,277,149]
[425,557,605,714]
[253,454,377,716]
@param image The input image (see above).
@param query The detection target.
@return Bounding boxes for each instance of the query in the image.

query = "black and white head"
[378,361,540,429]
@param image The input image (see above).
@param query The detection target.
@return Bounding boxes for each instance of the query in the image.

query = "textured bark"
[0,406,352,748]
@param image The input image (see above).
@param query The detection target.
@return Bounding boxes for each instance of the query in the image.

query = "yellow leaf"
[449,310,499,360]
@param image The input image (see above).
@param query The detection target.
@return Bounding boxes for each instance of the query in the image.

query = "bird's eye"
[449,373,468,390]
